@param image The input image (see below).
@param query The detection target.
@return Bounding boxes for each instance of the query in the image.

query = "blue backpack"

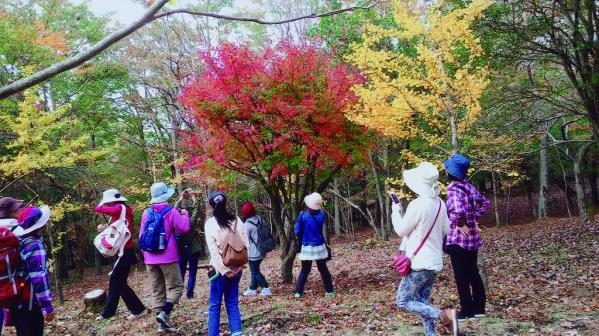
[139,206,173,253]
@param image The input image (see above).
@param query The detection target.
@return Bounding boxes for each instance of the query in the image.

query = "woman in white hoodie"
[391,162,459,336]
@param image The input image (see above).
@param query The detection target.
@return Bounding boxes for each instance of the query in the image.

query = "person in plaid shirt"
[444,154,490,321]
[12,205,55,336]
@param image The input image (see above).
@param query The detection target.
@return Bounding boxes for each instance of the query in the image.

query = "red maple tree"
[180,42,367,282]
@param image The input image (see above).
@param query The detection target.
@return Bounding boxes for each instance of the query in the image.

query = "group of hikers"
[0,153,489,336]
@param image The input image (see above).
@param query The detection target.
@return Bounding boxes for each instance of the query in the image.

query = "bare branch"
[0,0,383,98]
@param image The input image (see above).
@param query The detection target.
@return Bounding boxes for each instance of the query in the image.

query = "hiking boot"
[260,288,272,296]
[156,322,167,333]
[440,309,459,336]
[243,289,258,296]
[293,292,302,299]
[325,292,335,298]
[156,311,172,329]
[473,311,486,318]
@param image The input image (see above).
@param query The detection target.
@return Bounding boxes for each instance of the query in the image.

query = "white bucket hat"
[150,182,175,204]
[304,192,323,210]
[402,162,440,198]
[14,205,51,237]
[98,189,127,206]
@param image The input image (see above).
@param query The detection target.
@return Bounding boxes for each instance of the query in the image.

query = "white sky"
[70,0,255,26]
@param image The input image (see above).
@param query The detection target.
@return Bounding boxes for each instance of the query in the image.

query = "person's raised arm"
[172,207,190,235]
[392,201,421,237]
[94,204,120,216]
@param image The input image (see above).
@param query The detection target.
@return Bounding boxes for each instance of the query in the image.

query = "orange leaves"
[33,22,68,55]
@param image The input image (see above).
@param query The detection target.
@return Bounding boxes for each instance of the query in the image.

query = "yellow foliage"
[0,89,106,177]
[347,0,491,144]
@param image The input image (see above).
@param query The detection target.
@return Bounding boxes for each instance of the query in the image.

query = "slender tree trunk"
[587,158,598,204]
[492,172,500,228]
[526,182,538,219]
[573,159,589,222]
[538,133,549,218]
[555,148,573,217]
[368,150,387,240]
[333,179,341,236]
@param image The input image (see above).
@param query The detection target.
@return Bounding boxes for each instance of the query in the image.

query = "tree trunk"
[368,150,387,240]
[492,172,500,228]
[526,182,538,219]
[333,179,341,236]
[587,159,598,204]
[573,159,589,222]
[537,132,549,219]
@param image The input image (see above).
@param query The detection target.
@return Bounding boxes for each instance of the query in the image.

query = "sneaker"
[157,322,167,333]
[260,288,272,296]
[293,292,302,299]
[156,311,172,329]
[325,292,335,298]
[243,289,258,296]
[127,309,147,320]
[473,313,487,318]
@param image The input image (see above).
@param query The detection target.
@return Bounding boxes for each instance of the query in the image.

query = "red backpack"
[0,227,30,308]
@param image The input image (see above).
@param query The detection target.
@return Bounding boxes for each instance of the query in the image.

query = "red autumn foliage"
[179,42,367,183]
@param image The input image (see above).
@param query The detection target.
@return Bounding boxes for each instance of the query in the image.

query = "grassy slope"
[23,218,598,336]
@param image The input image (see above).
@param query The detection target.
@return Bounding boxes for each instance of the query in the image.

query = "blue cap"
[443,154,471,179]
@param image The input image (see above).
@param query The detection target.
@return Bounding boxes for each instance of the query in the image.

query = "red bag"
[0,227,30,308]
[392,200,442,277]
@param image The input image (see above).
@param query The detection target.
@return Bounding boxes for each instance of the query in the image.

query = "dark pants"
[178,251,201,298]
[446,244,486,316]
[248,259,269,290]
[294,259,333,294]
[101,248,145,318]
[10,304,44,336]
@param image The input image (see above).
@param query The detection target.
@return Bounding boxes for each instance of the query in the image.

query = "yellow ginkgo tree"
[346,0,491,156]
[0,89,104,177]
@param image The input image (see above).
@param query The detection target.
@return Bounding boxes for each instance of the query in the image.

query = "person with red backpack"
[0,197,25,334]
[94,189,146,320]
[11,205,54,336]
[241,201,273,297]
[140,182,189,333]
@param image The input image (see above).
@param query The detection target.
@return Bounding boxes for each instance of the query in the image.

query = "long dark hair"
[209,192,236,229]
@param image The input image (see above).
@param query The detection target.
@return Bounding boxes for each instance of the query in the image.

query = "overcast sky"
[70,0,254,26]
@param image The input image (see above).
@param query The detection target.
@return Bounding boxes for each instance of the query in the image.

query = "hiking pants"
[208,271,242,336]
[178,251,201,298]
[248,259,269,290]
[396,270,442,336]
[101,248,145,318]
[294,259,334,294]
[146,262,183,312]
[446,244,486,316]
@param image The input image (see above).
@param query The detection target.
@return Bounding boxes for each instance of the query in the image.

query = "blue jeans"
[208,271,242,336]
[248,259,268,290]
[178,252,201,298]
[396,270,442,336]
[0,308,3,334]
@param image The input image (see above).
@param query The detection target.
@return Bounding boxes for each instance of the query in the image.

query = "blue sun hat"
[150,182,176,204]
[443,154,471,180]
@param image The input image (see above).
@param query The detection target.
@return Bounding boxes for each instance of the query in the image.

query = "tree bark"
[333,179,341,236]
[368,150,387,240]
[492,172,501,228]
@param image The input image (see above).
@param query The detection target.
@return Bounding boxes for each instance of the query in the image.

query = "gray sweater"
[245,215,265,261]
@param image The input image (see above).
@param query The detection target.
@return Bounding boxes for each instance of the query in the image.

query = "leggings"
[294,259,333,294]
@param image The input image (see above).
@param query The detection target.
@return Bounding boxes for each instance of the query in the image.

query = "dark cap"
[208,192,226,208]
[0,197,24,218]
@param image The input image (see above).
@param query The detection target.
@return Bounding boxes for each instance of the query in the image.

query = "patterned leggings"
[396,270,442,336]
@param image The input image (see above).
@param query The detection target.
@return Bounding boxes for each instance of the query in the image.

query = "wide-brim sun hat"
[304,192,323,210]
[402,162,440,198]
[15,205,51,237]
[443,154,471,180]
[150,182,176,204]
[98,189,127,206]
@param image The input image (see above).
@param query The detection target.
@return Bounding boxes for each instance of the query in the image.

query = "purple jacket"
[445,180,490,250]
[140,203,190,264]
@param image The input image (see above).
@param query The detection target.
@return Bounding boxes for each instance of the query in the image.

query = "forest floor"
[8,216,598,336]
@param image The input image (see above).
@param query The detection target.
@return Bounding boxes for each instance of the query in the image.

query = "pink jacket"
[139,203,190,265]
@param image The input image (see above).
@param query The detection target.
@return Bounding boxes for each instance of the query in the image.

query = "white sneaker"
[260,288,272,296]
[127,309,148,320]
[243,289,258,296]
